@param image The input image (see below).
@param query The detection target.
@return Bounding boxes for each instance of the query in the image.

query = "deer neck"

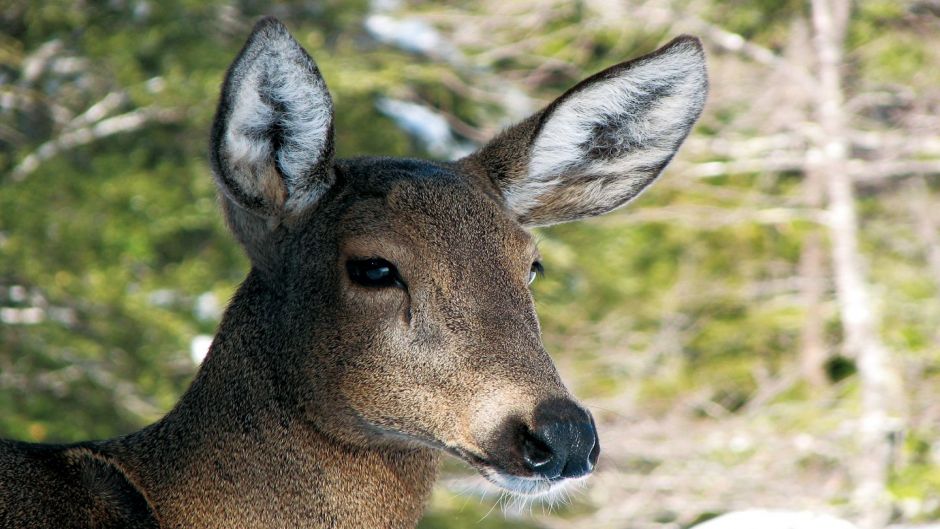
[108,270,440,528]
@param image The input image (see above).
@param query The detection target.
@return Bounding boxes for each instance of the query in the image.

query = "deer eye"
[529,261,544,285]
[347,258,405,289]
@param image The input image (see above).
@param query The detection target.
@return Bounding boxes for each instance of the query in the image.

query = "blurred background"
[1,1,939,528]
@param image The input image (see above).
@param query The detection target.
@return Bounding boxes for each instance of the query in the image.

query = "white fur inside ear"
[221,22,333,213]
[506,38,707,218]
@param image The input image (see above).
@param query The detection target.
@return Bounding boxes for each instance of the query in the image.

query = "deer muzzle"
[517,398,599,480]
[473,396,600,496]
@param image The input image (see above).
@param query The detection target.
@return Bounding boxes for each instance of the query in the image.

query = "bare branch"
[678,158,807,178]
[599,205,824,228]
[65,91,130,132]
[678,156,940,183]
[853,160,940,182]
[19,40,64,85]
[10,107,183,182]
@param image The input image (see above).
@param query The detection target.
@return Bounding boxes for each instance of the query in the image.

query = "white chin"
[482,469,582,497]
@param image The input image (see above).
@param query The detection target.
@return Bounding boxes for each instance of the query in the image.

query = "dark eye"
[347,258,405,289]
[529,261,544,285]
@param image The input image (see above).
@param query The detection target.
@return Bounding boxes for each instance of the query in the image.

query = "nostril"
[520,429,554,470]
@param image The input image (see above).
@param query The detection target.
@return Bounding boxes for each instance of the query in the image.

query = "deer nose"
[519,399,599,480]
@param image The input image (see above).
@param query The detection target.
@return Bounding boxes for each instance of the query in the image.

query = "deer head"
[209,17,706,497]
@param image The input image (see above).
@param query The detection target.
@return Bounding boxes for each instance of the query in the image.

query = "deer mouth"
[447,444,593,497]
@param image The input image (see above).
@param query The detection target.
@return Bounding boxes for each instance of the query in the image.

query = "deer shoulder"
[0,440,158,529]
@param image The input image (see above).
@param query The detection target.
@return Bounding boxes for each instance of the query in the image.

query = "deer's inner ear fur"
[468,36,708,227]
[210,17,335,221]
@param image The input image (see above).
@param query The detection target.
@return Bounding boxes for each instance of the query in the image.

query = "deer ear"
[466,36,707,227]
[210,17,334,221]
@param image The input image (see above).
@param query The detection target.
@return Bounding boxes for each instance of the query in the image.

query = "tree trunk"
[800,153,829,388]
[809,1,904,527]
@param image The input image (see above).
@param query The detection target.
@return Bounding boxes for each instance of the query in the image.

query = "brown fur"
[0,17,706,529]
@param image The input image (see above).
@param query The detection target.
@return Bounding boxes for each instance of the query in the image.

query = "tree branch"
[11,106,183,182]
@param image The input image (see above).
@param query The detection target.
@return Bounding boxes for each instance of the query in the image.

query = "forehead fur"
[334,158,535,255]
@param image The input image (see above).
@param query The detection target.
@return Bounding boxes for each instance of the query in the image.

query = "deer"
[0,16,706,529]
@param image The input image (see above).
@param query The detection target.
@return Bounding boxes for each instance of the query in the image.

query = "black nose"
[518,399,599,480]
